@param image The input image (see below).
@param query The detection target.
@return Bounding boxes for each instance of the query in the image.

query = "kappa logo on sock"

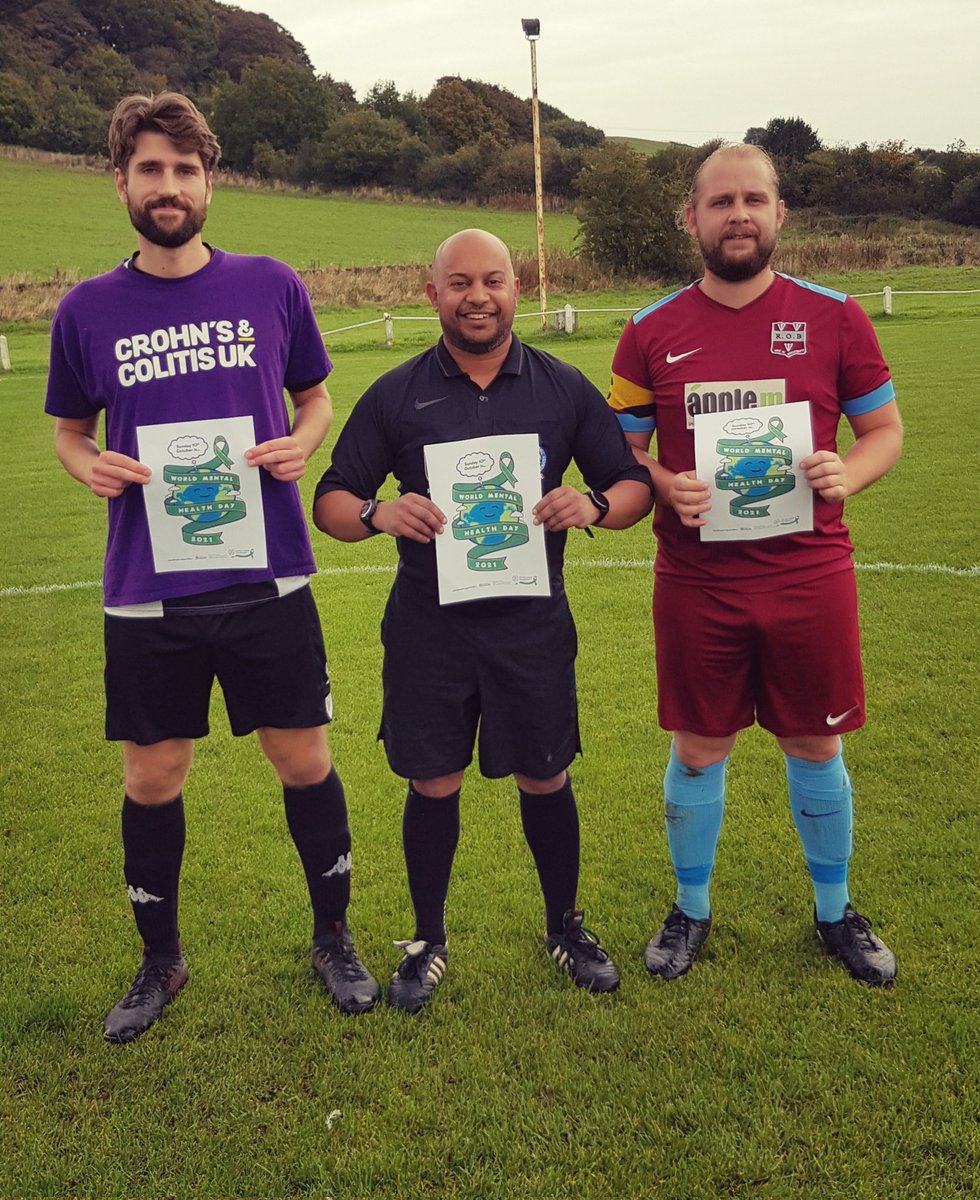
[322,852,352,879]
[127,885,164,904]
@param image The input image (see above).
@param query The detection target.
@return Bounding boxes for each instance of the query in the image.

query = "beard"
[129,196,207,249]
[699,230,777,282]
[442,310,513,356]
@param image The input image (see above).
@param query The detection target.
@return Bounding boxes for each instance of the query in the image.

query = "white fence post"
[384,313,394,346]
[0,335,10,372]
[883,286,892,316]
[553,303,577,334]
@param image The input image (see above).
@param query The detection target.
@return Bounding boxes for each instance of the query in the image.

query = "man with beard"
[314,229,653,1012]
[45,92,380,1042]
[607,144,903,986]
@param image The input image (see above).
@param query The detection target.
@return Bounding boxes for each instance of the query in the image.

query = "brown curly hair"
[109,92,221,175]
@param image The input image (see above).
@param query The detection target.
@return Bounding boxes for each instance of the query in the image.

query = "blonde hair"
[687,143,780,208]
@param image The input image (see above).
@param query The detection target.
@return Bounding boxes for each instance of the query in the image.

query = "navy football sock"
[663,745,727,922]
[121,793,185,958]
[519,776,580,937]
[786,751,852,923]
[283,769,352,939]
[402,785,460,945]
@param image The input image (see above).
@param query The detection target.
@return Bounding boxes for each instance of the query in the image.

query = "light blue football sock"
[663,744,727,922]
[786,751,853,923]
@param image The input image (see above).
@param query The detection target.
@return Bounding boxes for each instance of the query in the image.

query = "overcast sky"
[247,0,977,152]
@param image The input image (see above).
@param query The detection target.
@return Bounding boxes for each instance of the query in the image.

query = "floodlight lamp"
[521,18,540,39]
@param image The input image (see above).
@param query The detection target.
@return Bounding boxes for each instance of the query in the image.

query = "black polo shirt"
[315,335,649,597]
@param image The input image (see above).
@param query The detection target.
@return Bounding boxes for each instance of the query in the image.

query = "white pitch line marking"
[2,558,977,600]
[565,558,980,577]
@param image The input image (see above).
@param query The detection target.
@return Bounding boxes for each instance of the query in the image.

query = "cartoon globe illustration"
[462,498,520,546]
[725,454,777,497]
[177,481,223,523]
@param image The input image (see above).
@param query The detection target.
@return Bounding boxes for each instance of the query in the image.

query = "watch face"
[359,498,379,532]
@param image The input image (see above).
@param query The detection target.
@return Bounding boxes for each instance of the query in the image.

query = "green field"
[2,268,979,1197]
[3,164,979,1197]
[606,135,686,156]
[0,156,579,279]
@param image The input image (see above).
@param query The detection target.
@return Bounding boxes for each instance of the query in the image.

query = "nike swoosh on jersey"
[665,348,702,364]
[414,395,450,409]
[825,706,859,726]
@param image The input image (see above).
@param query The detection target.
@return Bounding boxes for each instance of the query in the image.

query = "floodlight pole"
[522,19,548,331]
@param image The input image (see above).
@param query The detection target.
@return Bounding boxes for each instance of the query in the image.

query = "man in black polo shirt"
[314,229,652,1013]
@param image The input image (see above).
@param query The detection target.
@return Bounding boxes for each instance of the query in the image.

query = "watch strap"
[586,489,610,525]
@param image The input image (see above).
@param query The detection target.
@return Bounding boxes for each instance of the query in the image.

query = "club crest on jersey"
[770,322,807,358]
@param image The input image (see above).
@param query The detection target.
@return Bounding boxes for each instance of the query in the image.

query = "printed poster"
[424,432,550,605]
[693,402,814,541]
[137,415,268,572]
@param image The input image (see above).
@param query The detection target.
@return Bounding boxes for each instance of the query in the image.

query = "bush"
[0,70,39,145]
[314,110,405,187]
[948,174,980,226]
[575,144,694,279]
[30,77,104,155]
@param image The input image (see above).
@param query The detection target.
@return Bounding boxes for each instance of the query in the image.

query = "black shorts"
[379,580,580,781]
[104,585,332,745]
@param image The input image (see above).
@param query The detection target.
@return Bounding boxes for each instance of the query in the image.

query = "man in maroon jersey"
[608,143,903,986]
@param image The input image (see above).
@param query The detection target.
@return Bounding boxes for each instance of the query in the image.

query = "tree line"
[2,3,978,279]
[578,119,980,278]
[0,0,603,202]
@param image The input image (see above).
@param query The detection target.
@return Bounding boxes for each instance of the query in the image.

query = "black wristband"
[359,497,382,535]
[586,489,610,526]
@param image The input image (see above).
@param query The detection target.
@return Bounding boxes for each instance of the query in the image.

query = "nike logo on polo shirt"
[415,395,449,409]
[825,706,859,727]
[666,348,702,364]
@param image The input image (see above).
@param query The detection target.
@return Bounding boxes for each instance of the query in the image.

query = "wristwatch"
[359,497,381,535]
[586,489,610,526]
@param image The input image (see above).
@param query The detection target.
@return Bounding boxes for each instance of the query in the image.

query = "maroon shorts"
[653,568,865,739]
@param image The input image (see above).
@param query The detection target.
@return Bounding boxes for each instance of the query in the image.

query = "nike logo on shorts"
[825,706,859,726]
[666,348,701,364]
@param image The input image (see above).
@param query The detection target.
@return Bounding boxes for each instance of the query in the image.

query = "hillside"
[0,1,603,188]
[607,136,686,156]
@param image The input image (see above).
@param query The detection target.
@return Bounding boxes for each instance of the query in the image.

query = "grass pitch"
[1,286,979,1197]
[0,156,579,280]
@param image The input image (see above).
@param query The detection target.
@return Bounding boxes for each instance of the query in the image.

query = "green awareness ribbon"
[162,436,248,545]
[713,416,796,518]
[449,451,529,572]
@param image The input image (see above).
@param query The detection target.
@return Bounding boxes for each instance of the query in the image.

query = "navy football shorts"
[379,580,581,781]
[104,584,332,744]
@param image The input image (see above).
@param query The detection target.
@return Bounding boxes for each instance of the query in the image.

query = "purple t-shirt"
[45,249,331,606]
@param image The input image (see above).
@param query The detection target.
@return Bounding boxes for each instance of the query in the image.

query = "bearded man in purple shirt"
[45,92,379,1041]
